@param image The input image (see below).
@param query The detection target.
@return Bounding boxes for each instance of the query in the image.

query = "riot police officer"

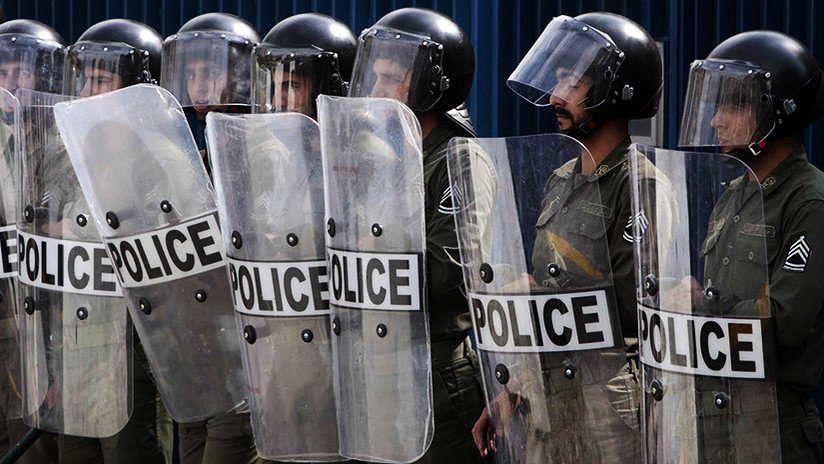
[0,19,63,96]
[345,7,484,462]
[679,30,824,463]
[0,18,64,464]
[57,18,168,464]
[252,13,356,117]
[161,12,260,464]
[472,12,663,461]
[65,19,162,96]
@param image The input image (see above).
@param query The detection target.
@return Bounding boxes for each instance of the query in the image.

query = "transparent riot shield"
[318,95,431,463]
[448,133,638,463]
[15,89,131,437]
[52,84,244,421]
[207,111,341,461]
[0,88,21,422]
[630,144,780,463]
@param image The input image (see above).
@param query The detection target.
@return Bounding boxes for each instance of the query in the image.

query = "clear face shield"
[251,46,345,117]
[507,15,623,108]
[64,42,153,97]
[679,59,775,153]
[0,34,64,95]
[348,28,446,111]
[161,31,255,110]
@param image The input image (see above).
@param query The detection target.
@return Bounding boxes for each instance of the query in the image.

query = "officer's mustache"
[554,108,574,121]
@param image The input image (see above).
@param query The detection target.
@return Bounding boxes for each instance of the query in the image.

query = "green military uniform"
[412,119,485,464]
[702,145,824,463]
[175,145,258,464]
[519,137,642,462]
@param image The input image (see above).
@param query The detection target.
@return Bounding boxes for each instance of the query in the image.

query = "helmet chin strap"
[747,139,768,157]
[561,113,601,141]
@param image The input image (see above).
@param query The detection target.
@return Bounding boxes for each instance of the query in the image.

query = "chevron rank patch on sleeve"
[783,235,810,272]
[438,184,461,215]
[623,210,649,243]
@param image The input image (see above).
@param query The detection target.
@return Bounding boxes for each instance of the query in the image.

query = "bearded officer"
[472,12,664,461]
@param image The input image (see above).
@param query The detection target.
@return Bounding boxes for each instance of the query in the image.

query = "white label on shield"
[0,225,17,279]
[639,304,766,379]
[105,213,226,288]
[17,230,122,296]
[327,247,423,311]
[468,290,618,353]
[227,257,329,316]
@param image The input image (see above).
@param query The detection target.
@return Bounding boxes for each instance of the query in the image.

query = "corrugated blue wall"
[2,0,823,163]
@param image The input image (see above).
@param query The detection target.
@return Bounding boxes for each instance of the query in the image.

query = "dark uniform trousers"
[347,336,485,464]
[416,337,485,464]
[779,386,824,463]
[178,412,258,464]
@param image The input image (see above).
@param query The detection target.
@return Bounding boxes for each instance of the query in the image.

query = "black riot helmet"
[161,12,260,111]
[508,13,662,134]
[0,19,65,94]
[679,30,824,154]
[253,13,357,116]
[348,7,475,113]
[66,19,163,96]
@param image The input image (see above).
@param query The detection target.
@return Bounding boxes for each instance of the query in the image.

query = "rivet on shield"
[75,214,88,227]
[23,297,35,315]
[231,231,243,249]
[376,323,388,338]
[371,224,382,237]
[562,359,576,379]
[327,218,336,237]
[24,205,34,223]
[139,297,152,315]
[286,233,299,247]
[714,392,730,409]
[494,364,510,385]
[704,286,719,300]
[547,263,561,277]
[243,325,257,344]
[76,307,89,320]
[479,263,494,283]
[649,379,665,401]
[332,317,341,336]
[105,211,120,229]
[195,290,207,303]
[301,329,314,343]
[644,274,659,296]
[160,200,173,213]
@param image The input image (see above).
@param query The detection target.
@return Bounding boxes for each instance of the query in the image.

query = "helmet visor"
[161,31,255,108]
[0,34,64,94]
[507,15,622,107]
[678,59,775,148]
[348,28,445,111]
[252,46,344,116]
[65,42,148,96]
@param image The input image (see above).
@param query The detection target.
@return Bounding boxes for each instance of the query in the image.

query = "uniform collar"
[553,135,632,180]
[724,145,808,194]
[758,145,808,195]
[422,122,456,160]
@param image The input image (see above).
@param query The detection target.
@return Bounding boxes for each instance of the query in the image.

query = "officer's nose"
[549,90,565,108]
[79,81,93,98]
[710,109,726,129]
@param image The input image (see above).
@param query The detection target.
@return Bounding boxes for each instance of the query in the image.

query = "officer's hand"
[501,273,542,293]
[662,276,703,312]
[471,405,497,457]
